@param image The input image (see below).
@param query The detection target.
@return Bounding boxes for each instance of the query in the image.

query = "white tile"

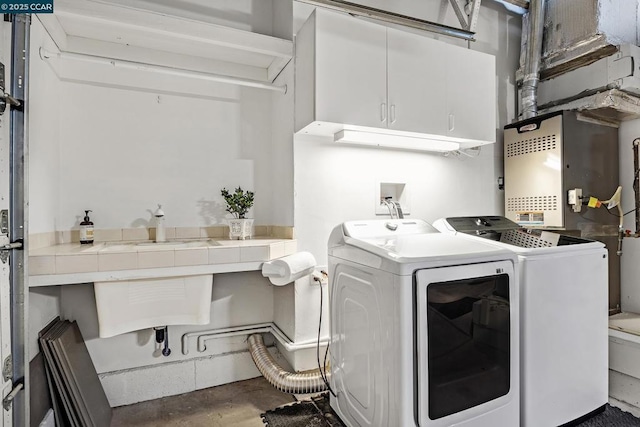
[28,233,44,250]
[174,248,208,266]
[165,227,176,240]
[93,229,123,242]
[55,231,72,244]
[98,253,138,271]
[29,232,56,250]
[150,227,176,241]
[55,254,98,274]
[138,251,174,269]
[240,246,269,262]
[273,226,294,239]
[175,227,200,239]
[122,228,150,241]
[254,225,268,237]
[200,227,224,239]
[269,242,285,259]
[284,241,298,255]
[29,256,56,275]
[208,247,240,264]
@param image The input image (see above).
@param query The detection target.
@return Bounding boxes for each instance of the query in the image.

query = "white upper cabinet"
[295,8,387,131]
[295,8,497,148]
[387,28,448,135]
[446,46,496,142]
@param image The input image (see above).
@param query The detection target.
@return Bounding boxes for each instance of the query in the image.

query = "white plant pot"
[227,218,254,240]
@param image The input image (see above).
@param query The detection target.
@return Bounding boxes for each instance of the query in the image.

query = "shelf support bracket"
[448,0,483,32]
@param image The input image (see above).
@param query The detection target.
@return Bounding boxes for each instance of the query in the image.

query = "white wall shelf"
[38,0,293,83]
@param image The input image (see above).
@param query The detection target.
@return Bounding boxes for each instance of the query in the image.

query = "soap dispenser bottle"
[154,204,166,243]
[80,210,94,244]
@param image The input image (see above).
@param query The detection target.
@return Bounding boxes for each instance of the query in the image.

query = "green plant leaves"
[221,187,255,219]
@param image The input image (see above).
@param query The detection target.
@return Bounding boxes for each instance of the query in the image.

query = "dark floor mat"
[261,400,328,427]
[577,404,640,426]
[263,397,640,427]
[262,393,345,427]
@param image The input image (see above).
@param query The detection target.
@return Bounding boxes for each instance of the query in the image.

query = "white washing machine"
[433,216,608,427]
[327,219,520,427]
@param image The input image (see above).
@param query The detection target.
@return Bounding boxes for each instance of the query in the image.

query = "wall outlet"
[310,268,328,286]
[568,188,582,212]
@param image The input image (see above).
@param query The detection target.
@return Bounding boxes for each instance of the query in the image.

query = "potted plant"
[221,187,255,240]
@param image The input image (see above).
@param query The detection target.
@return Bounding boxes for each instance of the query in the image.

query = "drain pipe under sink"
[248,334,329,394]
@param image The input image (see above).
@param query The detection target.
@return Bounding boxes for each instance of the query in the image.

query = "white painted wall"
[56,77,264,229]
[28,18,63,362]
[29,17,61,234]
[293,2,522,265]
[30,9,293,233]
[269,63,294,226]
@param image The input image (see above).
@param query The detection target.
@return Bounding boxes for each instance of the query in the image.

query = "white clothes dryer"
[328,219,520,427]
[433,216,608,427]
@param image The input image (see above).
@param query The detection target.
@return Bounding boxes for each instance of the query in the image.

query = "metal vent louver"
[500,229,553,248]
[506,135,557,157]
[506,196,558,211]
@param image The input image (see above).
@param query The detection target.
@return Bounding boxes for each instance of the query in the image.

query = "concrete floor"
[111,377,296,427]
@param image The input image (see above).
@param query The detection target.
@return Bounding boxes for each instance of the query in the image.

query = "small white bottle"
[154,204,166,243]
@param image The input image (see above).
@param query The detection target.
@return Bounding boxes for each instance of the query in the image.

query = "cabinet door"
[315,9,387,129]
[387,28,448,135]
[445,46,496,142]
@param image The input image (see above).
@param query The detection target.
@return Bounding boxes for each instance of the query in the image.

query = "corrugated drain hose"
[247,334,329,394]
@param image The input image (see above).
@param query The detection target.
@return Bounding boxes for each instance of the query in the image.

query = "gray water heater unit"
[504,110,618,229]
[503,110,620,309]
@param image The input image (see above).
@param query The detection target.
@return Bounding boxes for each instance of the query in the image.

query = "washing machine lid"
[433,216,520,233]
[433,216,605,254]
[329,219,514,275]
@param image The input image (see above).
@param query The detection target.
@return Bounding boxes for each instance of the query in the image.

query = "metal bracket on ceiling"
[448,0,483,33]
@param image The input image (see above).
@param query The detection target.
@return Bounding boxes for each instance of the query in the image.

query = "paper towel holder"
[261,252,317,286]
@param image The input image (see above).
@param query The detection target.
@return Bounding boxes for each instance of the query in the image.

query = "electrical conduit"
[248,334,329,394]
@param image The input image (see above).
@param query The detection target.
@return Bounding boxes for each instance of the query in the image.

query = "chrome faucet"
[381,197,404,219]
[392,201,404,219]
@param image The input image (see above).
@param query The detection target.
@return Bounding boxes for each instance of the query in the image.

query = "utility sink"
[136,240,220,249]
[99,240,220,252]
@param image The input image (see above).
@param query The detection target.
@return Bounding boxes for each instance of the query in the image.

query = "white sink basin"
[136,240,220,250]
[99,240,219,252]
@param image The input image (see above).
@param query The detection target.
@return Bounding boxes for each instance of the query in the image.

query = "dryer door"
[415,261,518,427]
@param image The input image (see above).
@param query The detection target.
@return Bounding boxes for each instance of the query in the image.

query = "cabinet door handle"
[381,103,387,123]
[390,105,396,124]
[448,113,455,132]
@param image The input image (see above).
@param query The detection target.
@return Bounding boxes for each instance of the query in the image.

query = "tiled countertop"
[29,238,297,287]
